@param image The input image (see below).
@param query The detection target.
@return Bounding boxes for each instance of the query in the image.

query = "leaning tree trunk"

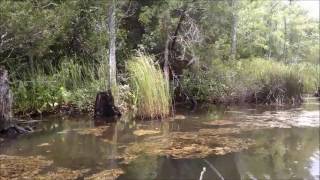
[0,67,12,131]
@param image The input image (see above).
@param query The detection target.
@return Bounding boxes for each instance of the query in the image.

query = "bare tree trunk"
[230,0,238,60]
[287,0,293,63]
[267,0,277,60]
[108,0,117,91]
[267,19,272,60]
[0,67,12,131]
[164,39,170,82]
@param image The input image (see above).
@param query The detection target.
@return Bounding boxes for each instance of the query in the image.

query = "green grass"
[127,54,171,119]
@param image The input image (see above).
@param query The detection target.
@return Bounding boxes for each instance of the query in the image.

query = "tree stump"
[94,90,121,120]
[0,67,12,131]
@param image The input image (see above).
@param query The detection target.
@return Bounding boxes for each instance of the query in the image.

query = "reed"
[127,54,171,119]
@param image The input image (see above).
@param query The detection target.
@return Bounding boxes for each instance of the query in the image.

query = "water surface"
[0,97,319,179]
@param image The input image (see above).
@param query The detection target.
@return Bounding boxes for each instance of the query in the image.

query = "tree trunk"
[230,0,238,60]
[164,38,170,82]
[0,67,12,131]
[267,19,272,60]
[267,0,277,60]
[108,0,117,90]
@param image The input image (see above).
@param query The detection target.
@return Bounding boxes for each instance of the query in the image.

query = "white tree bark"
[108,0,117,90]
[0,67,12,130]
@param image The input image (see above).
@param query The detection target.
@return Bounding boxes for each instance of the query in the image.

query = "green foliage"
[0,0,109,77]
[127,54,171,119]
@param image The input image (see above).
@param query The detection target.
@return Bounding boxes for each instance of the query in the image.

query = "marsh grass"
[182,58,317,104]
[238,59,304,104]
[127,55,171,119]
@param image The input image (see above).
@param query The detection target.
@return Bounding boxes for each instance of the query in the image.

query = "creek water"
[0,97,319,180]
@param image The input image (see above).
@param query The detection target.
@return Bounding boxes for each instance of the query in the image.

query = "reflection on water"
[118,128,319,180]
[0,97,319,179]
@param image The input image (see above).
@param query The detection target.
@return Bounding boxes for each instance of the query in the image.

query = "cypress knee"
[0,67,12,131]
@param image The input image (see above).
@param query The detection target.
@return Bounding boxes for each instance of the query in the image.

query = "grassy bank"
[10,57,318,116]
[181,58,319,104]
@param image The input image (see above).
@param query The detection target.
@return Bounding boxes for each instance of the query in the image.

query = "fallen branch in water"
[203,159,224,180]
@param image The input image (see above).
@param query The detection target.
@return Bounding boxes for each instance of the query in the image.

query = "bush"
[127,54,171,119]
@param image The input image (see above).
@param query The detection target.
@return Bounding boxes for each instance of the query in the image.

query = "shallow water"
[0,97,319,179]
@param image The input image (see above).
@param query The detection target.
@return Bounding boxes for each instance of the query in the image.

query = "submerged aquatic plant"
[127,54,171,119]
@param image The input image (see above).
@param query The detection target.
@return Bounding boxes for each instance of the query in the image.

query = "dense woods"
[0,0,319,116]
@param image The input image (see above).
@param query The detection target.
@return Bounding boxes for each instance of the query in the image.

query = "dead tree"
[0,67,12,131]
[94,0,121,120]
[163,8,202,111]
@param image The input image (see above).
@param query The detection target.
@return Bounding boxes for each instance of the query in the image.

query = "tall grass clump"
[127,55,171,119]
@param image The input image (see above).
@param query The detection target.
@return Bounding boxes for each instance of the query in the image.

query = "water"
[0,97,319,179]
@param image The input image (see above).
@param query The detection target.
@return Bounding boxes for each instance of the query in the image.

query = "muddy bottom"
[0,97,319,179]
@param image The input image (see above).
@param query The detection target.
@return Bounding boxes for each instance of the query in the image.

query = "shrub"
[127,54,171,119]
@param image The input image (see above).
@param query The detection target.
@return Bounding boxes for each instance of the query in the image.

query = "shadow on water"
[0,97,319,179]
